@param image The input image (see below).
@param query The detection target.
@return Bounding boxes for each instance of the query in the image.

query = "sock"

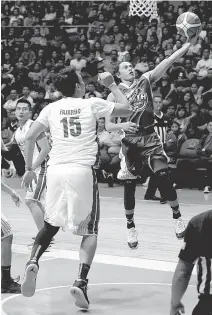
[78,263,90,281]
[125,209,135,229]
[171,205,181,219]
[29,221,59,263]
[1,265,11,281]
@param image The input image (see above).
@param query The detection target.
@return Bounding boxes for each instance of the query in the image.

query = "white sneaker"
[117,169,137,180]
[204,186,210,193]
[127,227,138,249]
[174,217,186,239]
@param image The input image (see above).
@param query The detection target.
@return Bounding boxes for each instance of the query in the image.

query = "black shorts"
[121,131,167,175]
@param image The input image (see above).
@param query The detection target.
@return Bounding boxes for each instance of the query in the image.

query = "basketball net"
[129,0,158,18]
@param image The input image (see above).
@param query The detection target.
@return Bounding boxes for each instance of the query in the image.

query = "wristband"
[108,82,116,89]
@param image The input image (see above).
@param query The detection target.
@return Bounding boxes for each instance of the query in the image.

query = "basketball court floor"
[1,178,212,315]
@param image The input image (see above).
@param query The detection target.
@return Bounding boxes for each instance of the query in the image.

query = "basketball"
[176,12,201,39]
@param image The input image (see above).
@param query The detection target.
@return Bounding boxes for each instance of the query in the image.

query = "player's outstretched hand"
[170,302,185,315]
[98,72,115,88]
[11,192,22,207]
[21,170,37,192]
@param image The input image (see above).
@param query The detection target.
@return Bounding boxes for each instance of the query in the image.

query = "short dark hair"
[16,99,32,111]
[55,68,80,97]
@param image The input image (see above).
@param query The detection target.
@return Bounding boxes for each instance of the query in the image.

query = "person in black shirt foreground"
[170,210,212,315]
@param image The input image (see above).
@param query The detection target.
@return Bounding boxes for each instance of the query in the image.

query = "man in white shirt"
[3,90,18,112]
[196,48,212,78]
[70,50,86,74]
[21,69,131,310]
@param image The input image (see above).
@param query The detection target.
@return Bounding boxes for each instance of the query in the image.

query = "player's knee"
[155,169,177,201]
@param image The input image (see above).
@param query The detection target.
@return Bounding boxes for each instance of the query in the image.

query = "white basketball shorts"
[44,164,99,235]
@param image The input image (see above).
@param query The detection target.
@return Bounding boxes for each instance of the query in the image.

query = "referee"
[144,95,168,203]
[170,210,212,315]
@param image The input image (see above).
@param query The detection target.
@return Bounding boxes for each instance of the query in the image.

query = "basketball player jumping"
[20,70,131,309]
[106,36,199,249]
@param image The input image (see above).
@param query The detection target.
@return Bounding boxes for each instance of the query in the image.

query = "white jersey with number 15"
[37,97,114,167]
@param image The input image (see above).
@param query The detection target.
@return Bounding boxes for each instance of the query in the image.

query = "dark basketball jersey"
[119,74,154,130]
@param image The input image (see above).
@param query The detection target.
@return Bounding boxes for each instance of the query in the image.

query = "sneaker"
[70,279,89,310]
[117,169,137,180]
[144,195,160,201]
[127,227,138,249]
[174,217,186,239]
[21,260,39,297]
[1,276,21,293]
[204,186,210,193]
[160,198,167,204]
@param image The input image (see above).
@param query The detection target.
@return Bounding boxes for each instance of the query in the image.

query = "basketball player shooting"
[106,26,201,248]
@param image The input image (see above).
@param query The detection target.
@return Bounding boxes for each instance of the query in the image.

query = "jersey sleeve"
[178,219,199,264]
[36,105,51,128]
[90,97,115,119]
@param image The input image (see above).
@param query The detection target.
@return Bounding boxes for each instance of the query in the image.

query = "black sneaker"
[160,198,167,204]
[144,195,160,201]
[70,279,89,309]
[21,260,39,297]
[1,276,21,293]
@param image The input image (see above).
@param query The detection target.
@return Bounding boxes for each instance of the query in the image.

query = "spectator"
[19,42,36,69]
[196,47,212,78]
[165,104,176,128]
[118,40,128,62]
[86,50,99,77]
[2,51,14,75]
[60,43,72,65]
[111,25,123,44]
[174,107,189,131]
[85,82,102,99]
[43,4,57,21]
[19,86,34,106]
[9,8,23,26]
[103,34,119,58]
[70,50,86,74]
[41,60,53,84]
[103,50,120,75]
[28,63,42,82]
[3,90,18,112]
[24,10,36,27]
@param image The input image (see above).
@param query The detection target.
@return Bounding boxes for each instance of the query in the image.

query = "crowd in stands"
[1,1,212,190]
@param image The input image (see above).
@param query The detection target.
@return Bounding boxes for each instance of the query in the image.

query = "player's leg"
[151,157,186,239]
[69,167,100,310]
[25,200,44,231]
[25,168,46,232]
[21,166,62,297]
[21,221,59,297]
[1,216,21,293]
[124,179,138,248]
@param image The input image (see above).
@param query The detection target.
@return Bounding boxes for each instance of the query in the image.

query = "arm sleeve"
[90,97,115,119]
[179,220,199,264]
[36,105,50,128]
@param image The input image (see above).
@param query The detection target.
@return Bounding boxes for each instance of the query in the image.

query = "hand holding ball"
[176,12,201,41]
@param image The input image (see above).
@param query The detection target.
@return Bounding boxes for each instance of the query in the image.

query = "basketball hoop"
[129,0,158,18]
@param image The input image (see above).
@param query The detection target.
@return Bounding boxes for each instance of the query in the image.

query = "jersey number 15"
[60,116,81,137]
